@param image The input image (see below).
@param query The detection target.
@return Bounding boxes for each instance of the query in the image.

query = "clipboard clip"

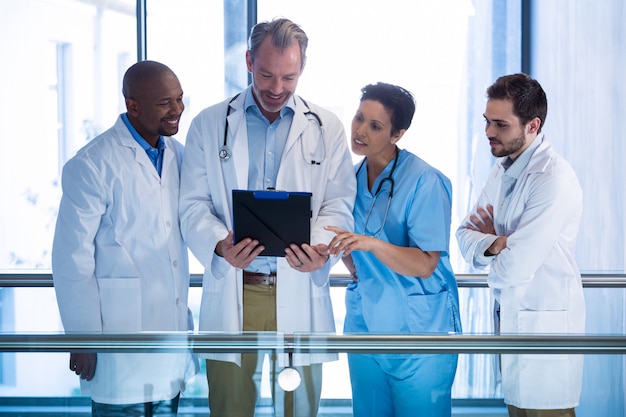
[232,189,312,257]
[254,189,289,200]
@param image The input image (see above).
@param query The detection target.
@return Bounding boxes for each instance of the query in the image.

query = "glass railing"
[1,273,625,416]
[1,332,625,415]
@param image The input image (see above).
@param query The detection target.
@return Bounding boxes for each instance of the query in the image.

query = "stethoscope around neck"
[219,93,325,165]
[356,146,400,238]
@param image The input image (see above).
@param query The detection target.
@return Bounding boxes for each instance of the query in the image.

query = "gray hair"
[248,18,308,69]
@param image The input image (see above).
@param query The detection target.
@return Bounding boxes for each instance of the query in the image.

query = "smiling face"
[246,36,304,123]
[351,99,404,165]
[483,98,539,160]
[125,71,184,147]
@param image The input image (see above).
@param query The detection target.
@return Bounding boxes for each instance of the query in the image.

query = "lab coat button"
[173,260,178,268]
[166,221,171,228]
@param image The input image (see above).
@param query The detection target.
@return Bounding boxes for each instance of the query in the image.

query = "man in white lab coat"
[179,18,355,417]
[456,73,585,417]
[52,61,196,416]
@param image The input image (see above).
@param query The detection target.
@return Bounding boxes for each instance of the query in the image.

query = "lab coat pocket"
[518,309,567,360]
[98,277,141,332]
[518,309,567,333]
[406,290,454,333]
[512,310,576,408]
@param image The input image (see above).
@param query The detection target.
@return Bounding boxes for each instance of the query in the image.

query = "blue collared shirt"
[244,90,295,273]
[121,113,166,176]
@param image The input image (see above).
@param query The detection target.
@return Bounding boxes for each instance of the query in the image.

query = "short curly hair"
[360,82,416,136]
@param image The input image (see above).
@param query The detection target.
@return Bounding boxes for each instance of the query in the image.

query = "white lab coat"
[456,136,585,409]
[52,116,196,405]
[179,88,356,366]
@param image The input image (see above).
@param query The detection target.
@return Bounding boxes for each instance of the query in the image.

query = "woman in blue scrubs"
[327,82,462,417]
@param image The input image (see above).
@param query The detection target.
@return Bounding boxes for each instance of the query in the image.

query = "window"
[0,288,16,386]
[0,0,136,270]
[1,1,625,413]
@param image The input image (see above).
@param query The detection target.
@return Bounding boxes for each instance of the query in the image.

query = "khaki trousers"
[206,283,322,417]
[507,404,576,417]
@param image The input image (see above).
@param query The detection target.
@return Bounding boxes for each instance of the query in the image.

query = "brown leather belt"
[243,271,277,286]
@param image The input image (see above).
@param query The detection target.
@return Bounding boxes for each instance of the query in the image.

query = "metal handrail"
[0,333,625,354]
[1,272,626,288]
[2,272,625,355]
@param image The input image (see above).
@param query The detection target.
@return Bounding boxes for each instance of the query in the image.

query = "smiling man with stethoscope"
[179,17,356,417]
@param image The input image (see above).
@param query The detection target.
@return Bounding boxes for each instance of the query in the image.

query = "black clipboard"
[232,189,312,257]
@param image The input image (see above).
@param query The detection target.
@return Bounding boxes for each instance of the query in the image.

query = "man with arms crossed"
[456,73,585,417]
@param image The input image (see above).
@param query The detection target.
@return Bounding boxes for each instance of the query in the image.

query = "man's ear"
[527,117,541,134]
[126,98,139,117]
[245,50,253,73]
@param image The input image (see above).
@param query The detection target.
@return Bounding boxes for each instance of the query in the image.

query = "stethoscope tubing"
[219,94,324,165]
[356,146,399,237]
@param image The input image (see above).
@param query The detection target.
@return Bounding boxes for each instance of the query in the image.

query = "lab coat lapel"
[133,145,161,181]
[282,97,307,163]
[116,124,161,181]
[161,143,175,181]
[494,138,552,235]
[226,93,249,191]
[525,137,552,174]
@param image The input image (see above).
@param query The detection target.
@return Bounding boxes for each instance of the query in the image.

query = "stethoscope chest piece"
[277,366,302,392]
[277,352,302,392]
[219,146,231,161]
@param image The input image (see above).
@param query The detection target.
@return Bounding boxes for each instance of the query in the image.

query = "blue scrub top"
[345,149,462,339]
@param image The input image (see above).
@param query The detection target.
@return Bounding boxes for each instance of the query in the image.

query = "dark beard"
[490,134,525,157]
